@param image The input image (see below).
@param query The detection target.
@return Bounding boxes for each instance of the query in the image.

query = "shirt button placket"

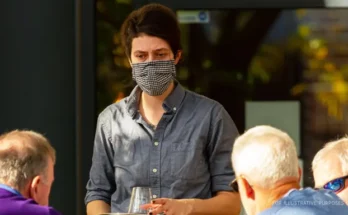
[150,137,161,199]
[150,115,171,199]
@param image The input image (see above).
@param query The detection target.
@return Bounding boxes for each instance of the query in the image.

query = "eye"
[136,54,145,59]
[157,53,167,57]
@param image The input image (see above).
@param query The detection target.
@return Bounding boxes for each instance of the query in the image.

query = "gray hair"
[0,130,56,191]
[232,125,299,189]
[312,137,348,176]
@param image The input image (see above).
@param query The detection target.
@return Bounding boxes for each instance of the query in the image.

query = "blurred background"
[1,0,348,214]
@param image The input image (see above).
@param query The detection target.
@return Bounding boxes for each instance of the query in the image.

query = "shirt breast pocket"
[113,140,136,167]
[170,142,207,180]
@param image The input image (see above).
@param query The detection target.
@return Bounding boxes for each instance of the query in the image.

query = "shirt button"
[152,168,158,173]
[154,141,159,146]
[152,194,157,199]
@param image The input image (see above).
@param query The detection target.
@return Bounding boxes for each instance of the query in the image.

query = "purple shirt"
[0,186,61,215]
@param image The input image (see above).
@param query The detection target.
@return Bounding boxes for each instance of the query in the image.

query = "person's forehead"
[314,156,343,186]
[131,35,170,52]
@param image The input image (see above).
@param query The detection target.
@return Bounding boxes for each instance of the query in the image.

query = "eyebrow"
[133,48,170,54]
[153,48,170,52]
[133,50,147,53]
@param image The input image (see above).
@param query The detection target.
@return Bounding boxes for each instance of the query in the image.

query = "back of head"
[120,3,182,58]
[232,125,299,189]
[0,130,56,191]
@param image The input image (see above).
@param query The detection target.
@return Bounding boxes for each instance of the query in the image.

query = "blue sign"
[199,11,208,21]
[177,10,210,24]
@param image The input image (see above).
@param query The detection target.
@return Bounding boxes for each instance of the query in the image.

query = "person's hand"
[141,198,196,215]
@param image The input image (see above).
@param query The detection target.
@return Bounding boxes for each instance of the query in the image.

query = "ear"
[29,175,41,199]
[174,50,182,65]
[241,178,255,200]
[298,166,302,183]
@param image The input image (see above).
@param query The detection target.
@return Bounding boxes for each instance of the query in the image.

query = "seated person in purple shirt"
[0,130,61,215]
[230,125,348,215]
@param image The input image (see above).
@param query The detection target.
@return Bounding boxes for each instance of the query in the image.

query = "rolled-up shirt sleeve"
[208,105,239,194]
[85,111,116,205]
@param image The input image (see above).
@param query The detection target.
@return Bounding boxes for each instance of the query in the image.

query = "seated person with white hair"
[0,130,61,215]
[230,125,348,215]
[312,137,348,205]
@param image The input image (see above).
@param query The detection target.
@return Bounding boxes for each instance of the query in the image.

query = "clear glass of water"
[128,187,152,214]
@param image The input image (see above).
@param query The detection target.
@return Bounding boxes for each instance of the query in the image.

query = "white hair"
[232,125,299,189]
[0,130,56,191]
[312,137,348,176]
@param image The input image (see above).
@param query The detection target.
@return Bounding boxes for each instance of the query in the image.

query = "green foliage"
[96,0,133,114]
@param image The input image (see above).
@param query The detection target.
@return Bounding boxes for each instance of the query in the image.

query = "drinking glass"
[128,187,152,214]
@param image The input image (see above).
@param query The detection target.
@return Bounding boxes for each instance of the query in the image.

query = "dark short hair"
[120,3,182,59]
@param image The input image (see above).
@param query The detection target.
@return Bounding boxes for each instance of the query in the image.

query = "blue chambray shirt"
[85,83,239,212]
[259,188,348,215]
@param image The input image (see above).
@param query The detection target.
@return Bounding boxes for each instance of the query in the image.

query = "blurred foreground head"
[312,137,348,204]
[231,125,300,215]
[0,130,56,206]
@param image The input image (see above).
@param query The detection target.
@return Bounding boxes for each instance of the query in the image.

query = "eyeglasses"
[322,175,348,193]
[229,178,239,193]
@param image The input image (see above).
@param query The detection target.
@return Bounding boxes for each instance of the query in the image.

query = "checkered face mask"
[132,60,176,96]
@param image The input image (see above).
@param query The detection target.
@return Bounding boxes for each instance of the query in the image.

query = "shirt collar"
[125,85,141,118]
[0,184,22,197]
[125,82,186,118]
[163,82,185,112]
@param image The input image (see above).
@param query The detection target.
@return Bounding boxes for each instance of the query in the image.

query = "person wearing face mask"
[0,130,60,215]
[85,3,241,215]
